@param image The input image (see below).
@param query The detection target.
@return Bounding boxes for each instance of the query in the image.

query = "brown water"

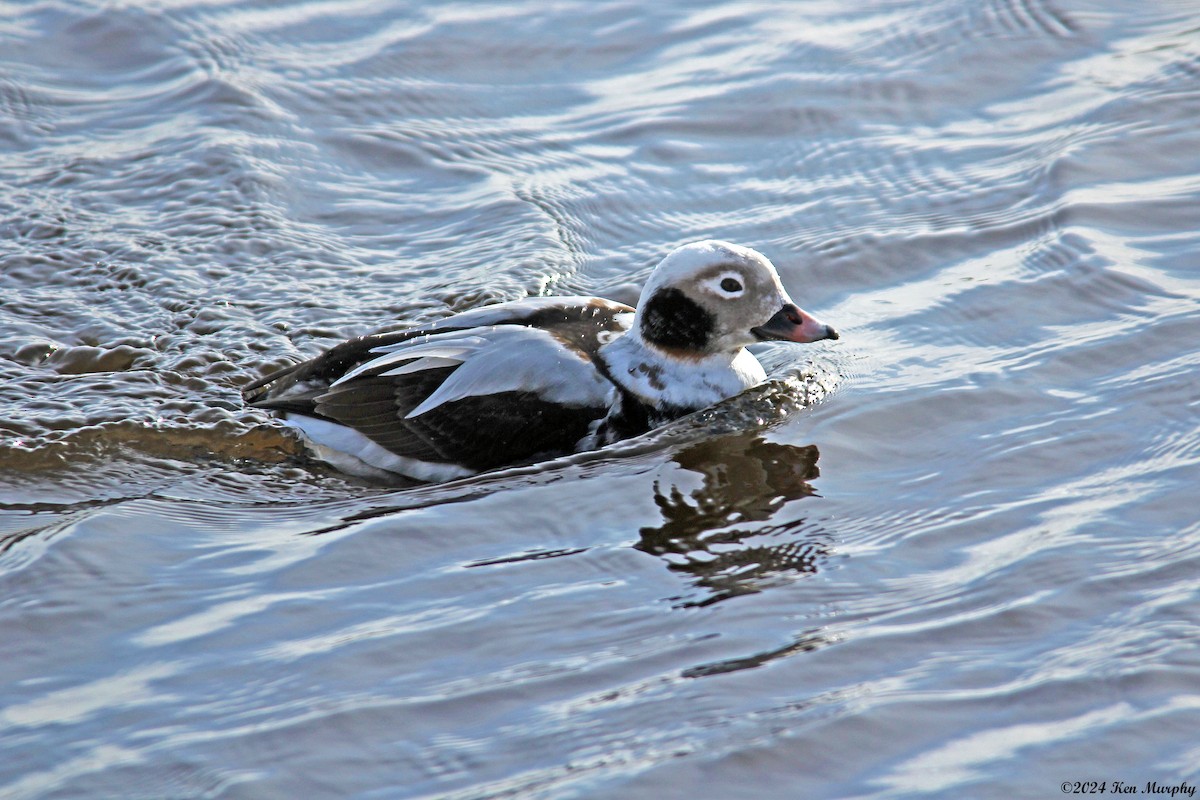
[2,1,1199,797]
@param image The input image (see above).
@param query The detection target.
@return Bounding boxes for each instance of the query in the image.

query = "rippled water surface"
[3,1,1199,797]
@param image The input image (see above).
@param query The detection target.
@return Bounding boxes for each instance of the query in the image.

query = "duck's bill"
[752,303,839,343]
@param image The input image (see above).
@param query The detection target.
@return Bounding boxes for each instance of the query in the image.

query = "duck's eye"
[720,277,743,293]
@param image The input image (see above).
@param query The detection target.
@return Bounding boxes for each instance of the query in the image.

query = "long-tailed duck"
[243,240,838,481]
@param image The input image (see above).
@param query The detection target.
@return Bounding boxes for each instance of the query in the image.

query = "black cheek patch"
[640,287,715,351]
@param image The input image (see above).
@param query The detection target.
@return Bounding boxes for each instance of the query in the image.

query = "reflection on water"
[638,432,828,606]
[682,628,829,678]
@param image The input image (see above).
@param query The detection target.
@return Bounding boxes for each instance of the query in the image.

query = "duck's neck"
[593,331,766,442]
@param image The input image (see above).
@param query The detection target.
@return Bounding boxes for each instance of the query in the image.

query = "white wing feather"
[332,341,477,385]
[404,326,612,418]
[327,323,614,419]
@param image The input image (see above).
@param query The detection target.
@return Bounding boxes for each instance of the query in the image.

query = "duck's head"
[635,240,839,358]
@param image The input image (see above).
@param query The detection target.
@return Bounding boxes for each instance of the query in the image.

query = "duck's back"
[243,297,633,480]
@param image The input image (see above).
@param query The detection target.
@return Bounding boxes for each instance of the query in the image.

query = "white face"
[636,240,794,355]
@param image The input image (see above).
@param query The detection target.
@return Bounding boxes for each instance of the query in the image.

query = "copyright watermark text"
[1061,782,1196,797]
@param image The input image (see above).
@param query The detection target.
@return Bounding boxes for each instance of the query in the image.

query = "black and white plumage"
[243,240,839,481]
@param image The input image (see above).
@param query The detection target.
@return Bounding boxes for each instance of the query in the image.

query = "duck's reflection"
[294,428,831,611]
[637,431,828,606]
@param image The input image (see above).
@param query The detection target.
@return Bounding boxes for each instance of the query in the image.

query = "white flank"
[282,415,475,482]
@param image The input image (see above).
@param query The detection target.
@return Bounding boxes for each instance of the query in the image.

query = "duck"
[242,240,839,481]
